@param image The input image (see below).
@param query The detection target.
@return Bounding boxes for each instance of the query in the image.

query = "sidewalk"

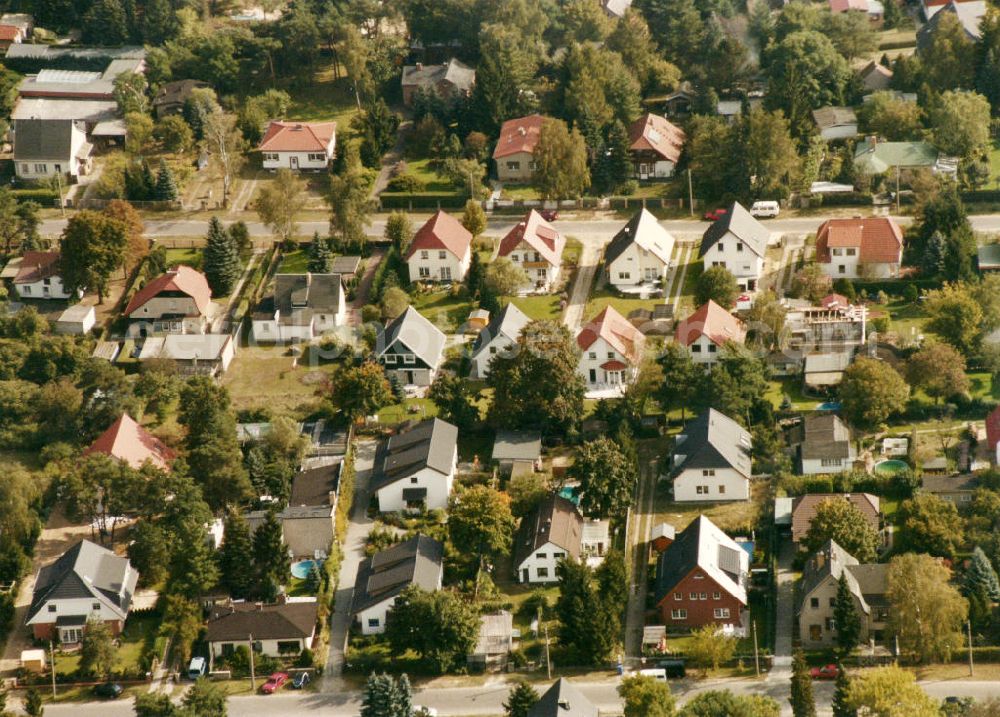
[771,539,795,676]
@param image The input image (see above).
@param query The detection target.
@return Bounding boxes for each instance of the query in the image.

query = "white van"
[750,200,780,218]
[639,668,667,682]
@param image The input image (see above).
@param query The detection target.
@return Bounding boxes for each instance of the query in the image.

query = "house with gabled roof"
[576,306,645,391]
[791,493,881,547]
[604,208,676,288]
[497,210,565,291]
[124,265,213,337]
[405,210,472,283]
[401,59,475,106]
[251,273,345,343]
[917,0,986,46]
[628,112,686,179]
[372,418,458,512]
[352,535,444,635]
[815,217,904,279]
[258,120,336,171]
[4,251,74,299]
[853,136,950,178]
[528,678,598,717]
[812,106,858,141]
[26,539,138,642]
[674,300,747,365]
[13,118,91,180]
[698,202,769,290]
[654,515,749,629]
[206,597,319,659]
[469,302,531,379]
[786,413,856,475]
[828,0,884,20]
[375,306,446,386]
[672,409,752,502]
[859,61,893,92]
[85,413,176,470]
[494,114,546,182]
[514,494,609,583]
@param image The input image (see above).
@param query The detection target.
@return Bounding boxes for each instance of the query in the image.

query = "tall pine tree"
[252,510,288,601]
[154,161,179,201]
[964,546,1000,601]
[203,216,241,295]
[218,510,254,599]
[307,232,333,273]
[361,673,411,717]
[834,572,862,655]
[831,666,855,717]
[790,650,817,717]
[593,121,633,195]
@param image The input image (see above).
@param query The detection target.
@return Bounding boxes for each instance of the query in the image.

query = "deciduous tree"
[385,586,479,673]
[182,678,228,717]
[687,625,737,673]
[80,617,116,679]
[839,358,909,429]
[461,199,486,238]
[887,553,968,663]
[857,91,924,140]
[384,212,413,253]
[846,665,939,716]
[680,691,779,717]
[484,258,529,296]
[906,342,969,401]
[896,494,965,559]
[329,362,393,422]
[695,266,739,308]
[569,437,637,520]
[59,210,128,302]
[924,283,985,355]
[619,674,676,717]
[448,485,516,559]
[256,169,307,243]
[803,498,880,562]
[203,112,246,208]
[532,118,591,200]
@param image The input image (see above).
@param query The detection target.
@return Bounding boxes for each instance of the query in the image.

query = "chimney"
[415,62,423,70]
[518,127,527,136]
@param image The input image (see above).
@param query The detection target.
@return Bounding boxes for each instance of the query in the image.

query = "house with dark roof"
[497,210,565,291]
[790,493,881,547]
[803,351,854,392]
[152,79,209,117]
[786,413,856,475]
[799,540,889,647]
[527,678,598,717]
[672,409,752,502]
[493,430,542,474]
[245,503,335,560]
[494,114,546,182]
[698,202,769,290]
[375,306,446,386]
[251,273,345,343]
[576,305,645,392]
[85,413,176,470]
[13,117,91,180]
[674,300,746,365]
[352,535,444,634]
[4,251,74,299]
[469,302,531,379]
[258,120,336,171]
[125,266,214,337]
[400,59,475,106]
[206,597,318,659]
[628,112,686,179]
[604,208,675,289]
[291,461,341,509]
[859,61,893,92]
[654,515,749,629]
[917,0,986,48]
[812,106,858,141]
[26,539,138,642]
[920,473,977,506]
[405,210,472,283]
[815,217,904,279]
[372,418,457,512]
[514,494,605,584]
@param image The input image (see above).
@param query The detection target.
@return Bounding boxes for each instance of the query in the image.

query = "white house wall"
[516,540,574,583]
[376,462,456,513]
[577,336,638,389]
[26,596,123,627]
[262,149,332,171]
[470,333,517,379]
[608,242,671,288]
[686,334,724,365]
[503,240,560,291]
[673,467,750,502]
[14,276,72,300]
[407,247,471,283]
[703,231,765,288]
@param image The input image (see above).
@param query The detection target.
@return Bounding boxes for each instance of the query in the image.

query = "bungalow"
[920,474,977,506]
[125,266,213,337]
[400,59,475,106]
[405,210,472,283]
[5,251,74,299]
[137,333,236,376]
[258,120,336,172]
[791,493,881,547]
[375,306,446,386]
[627,112,685,179]
[671,409,752,502]
[493,114,545,183]
[251,273,346,343]
[153,79,209,117]
[576,306,646,391]
[206,597,318,660]
[799,540,889,647]
[812,106,858,141]
[786,413,856,475]
[803,351,854,392]
[492,430,542,474]
[853,137,953,178]
[245,505,334,559]
[514,494,609,584]
[698,202,768,291]
[13,118,91,180]
[815,217,904,279]
[653,515,749,630]
[352,535,444,635]
[674,300,747,365]
[528,679,598,717]
[468,610,515,669]
[496,210,565,291]
[605,209,675,289]
[469,302,531,379]
[828,0,884,20]
[372,418,458,513]
[26,539,138,642]
[85,413,175,470]
[859,61,893,93]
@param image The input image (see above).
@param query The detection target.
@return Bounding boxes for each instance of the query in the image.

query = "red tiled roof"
[601,359,627,371]
[790,493,880,544]
[258,121,336,153]
[14,251,60,284]
[628,113,686,164]
[493,114,546,159]
[125,265,212,316]
[675,300,746,348]
[987,406,1000,450]
[405,210,472,261]
[0,25,21,40]
[816,217,903,264]
[577,306,645,363]
[497,210,565,267]
[821,293,850,309]
[85,413,175,470]
[830,0,869,11]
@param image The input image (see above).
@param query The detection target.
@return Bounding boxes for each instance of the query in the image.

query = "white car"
[750,200,780,218]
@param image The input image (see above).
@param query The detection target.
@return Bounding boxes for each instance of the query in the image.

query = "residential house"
[136,334,236,376]
[372,418,458,512]
[604,208,675,289]
[791,493,881,547]
[979,245,1000,273]
[803,351,854,392]
[815,217,904,279]
[206,598,318,660]
[514,494,609,584]
[653,515,749,629]
[245,504,334,559]
[828,0,884,20]
[859,61,893,93]
[787,413,856,475]
[468,610,515,669]
[0,14,32,39]
[627,112,686,179]
[853,136,953,178]
[4,251,73,299]
[920,474,977,506]
[921,0,980,18]
[602,0,634,18]
[400,59,475,106]
[662,88,694,118]
[406,210,472,283]
[0,23,25,51]
[812,107,858,141]
[784,295,867,352]
[13,118,91,180]
[152,79,209,117]
[527,679,598,717]
[717,97,763,123]
[469,302,531,379]
[698,202,769,290]
[674,300,747,365]
[917,0,986,47]
[125,266,213,336]
[493,114,545,183]
[26,539,138,642]
[85,413,176,470]
[258,121,336,171]
[799,540,889,648]
[290,461,341,512]
[55,304,96,335]
[492,430,542,474]
[497,210,565,291]
[352,535,444,635]
[671,409,752,502]
[375,306,446,386]
[576,306,646,391]
[251,273,346,343]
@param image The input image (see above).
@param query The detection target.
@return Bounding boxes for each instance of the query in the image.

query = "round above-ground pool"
[873,459,909,477]
[291,559,319,580]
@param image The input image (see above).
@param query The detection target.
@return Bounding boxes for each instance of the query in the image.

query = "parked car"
[703,208,728,221]
[413,707,439,717]
[655,658,687,679]
[187,656,206,680]
[809,664,839,680]
[261,672,290,694]
[93,682,123,699]
[540,209,559,222]
[291,672,311,689]
[750,200,780,218]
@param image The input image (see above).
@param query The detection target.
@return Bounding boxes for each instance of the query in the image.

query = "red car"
[260,672,290,694]
[703,208,728,222]
[540,209,559,222]
[810,664,840,680]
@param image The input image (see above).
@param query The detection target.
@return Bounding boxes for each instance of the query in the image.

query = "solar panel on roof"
[718,545,742,579]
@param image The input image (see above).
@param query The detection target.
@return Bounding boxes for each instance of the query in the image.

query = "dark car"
[703,208,728,222]
[260,672,290,694]
[540,209,559,222]
[809,664,839,680]
[655,659,687,679]
[291,672,311,689]
[93,682,124,699]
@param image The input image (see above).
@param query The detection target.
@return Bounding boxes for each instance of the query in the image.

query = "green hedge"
[960,190,1000,203]
[852,278,940,296]
[11,188,58,203]
[812,192,873,206]
[878,39,916,50]
[379,192,467,209]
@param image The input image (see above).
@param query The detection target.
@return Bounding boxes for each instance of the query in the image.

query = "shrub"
[386,174,426,193]
[297,648,315,668]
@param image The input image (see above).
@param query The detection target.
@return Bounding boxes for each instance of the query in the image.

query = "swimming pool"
[291,560,319,580]
[873,459,909,477]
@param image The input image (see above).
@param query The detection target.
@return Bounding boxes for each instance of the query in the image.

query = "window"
[441,267,451,280]
[691,344,702,352]
[618,272,630,280]
[671,609,687,620]
[810,625,822,641]
[536,553,547,559]
[384,355,397,364]
[48,604,56,612]
[829,598,836,607]
[410,477,418,484]
[713,592,721,600]
[368,618,380,628]
[553,552,565,558]
[21,286,30,295]
[714,608,731,619]
[307,153,325,162]
[607,352,615,360]
[693,573,704,579]
[718,485,725,494]
[838,265,846,274]
[507,161,521,171]
[489,346,498,354]
[92,602,100,611]
[718,244,724,252]
[537,567,549,578]
[708,344,717,353]
[702,469,715,477]
[689,592,698,600]
[221,643,235,656]
[20,163,28,174]
[403,355,416,364]
[512,254,519,262]
[420,251,429,259]
[34,163,46,173]
[278,641,301,654]
[529,161,538,171]
[438,250,447,259]
[674,592,682,600]
[846,248,857,256]
[825,618,836,631]
[736,242,743,252]
[588,352,597,360]
[810,597,819,608]
[696,485,708,495]
[820,458,841,467]
[832,248,842,256]
[263,153,278,162]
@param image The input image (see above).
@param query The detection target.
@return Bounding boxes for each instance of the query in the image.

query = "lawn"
[376,398,439,425]
[882,300,930,344]
[968,371,999,400]
[508,294,563,321]
[280,248,311,274]
[502,184,540,201]
[404,158,461,193]
[584,286,665,322]
[53,612,160,679]
[652,480,767,534]
[164,247,202,270]
[221,345,334,414]
[765,377,821,412]
[409,288,475,332]
[283,66,360,129]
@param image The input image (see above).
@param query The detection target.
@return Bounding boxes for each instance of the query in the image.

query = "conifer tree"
[466,250,484,297]
[504,681,539,717]
[832,666,855,717]
[252,510,288,601]
[964,546,1000,601]
[219,510,254,599]
[790,650,817,717]
[834,572,862,654]
[203,217,241,295]
[308,232,333,273]
[154,161,179,201]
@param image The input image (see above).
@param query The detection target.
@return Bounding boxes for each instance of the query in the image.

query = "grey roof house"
[470,302,531,379]
[401,59,476,106]
[787,413,856,475]
[920,473,977,506]
[812,106,858,141]
[698,202,769,290]
[206,597,319,659]
[13,117,92,180]
[917,0,986,48]
[375,306,447,387]
[251,273,345,343]
[372,418,458,512]
[672,409,752,502]
[468,610,515,668]
[493,429,542,473]
[352,535,444,635]
[528,678,598,717]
